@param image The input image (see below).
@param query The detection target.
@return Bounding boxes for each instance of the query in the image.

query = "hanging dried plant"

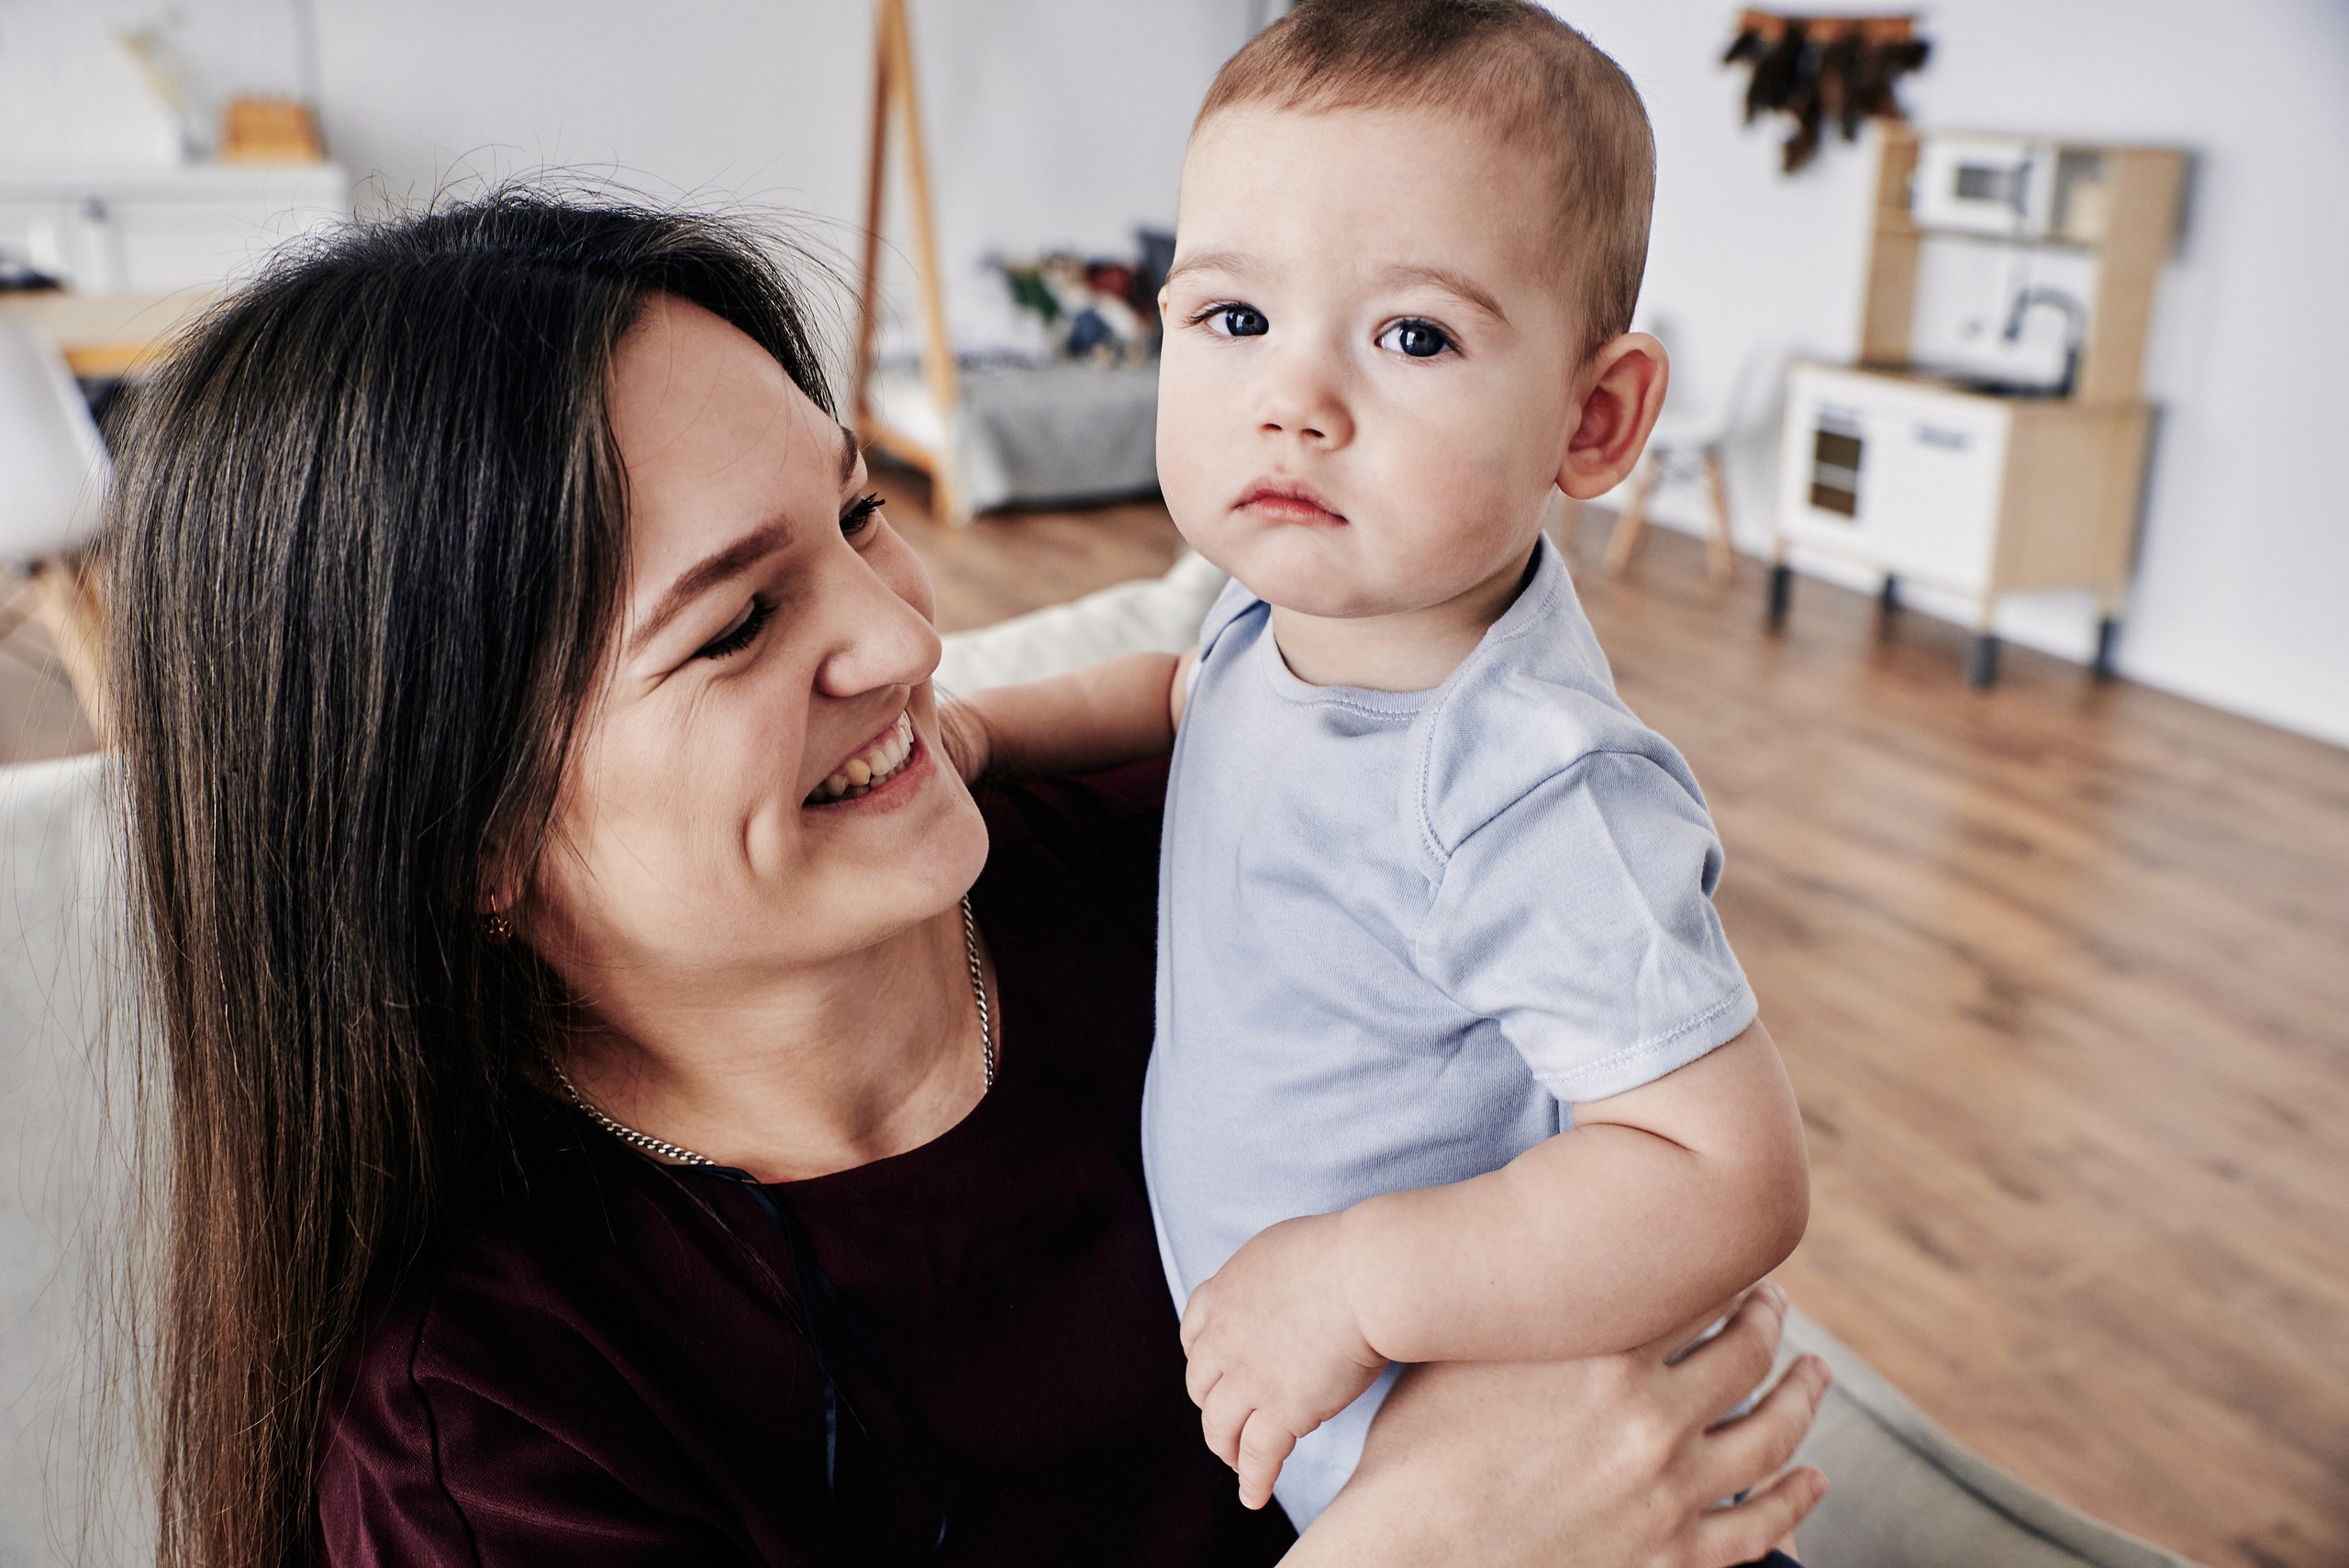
[1723,10,1931,172]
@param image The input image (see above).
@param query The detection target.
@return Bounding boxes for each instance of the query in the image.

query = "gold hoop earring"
[482,909,514,946]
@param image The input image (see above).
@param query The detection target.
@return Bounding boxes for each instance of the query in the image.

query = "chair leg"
[28,554,108,741]
[1965,631,2001,689]
[930,445,970,527]
[1701,447,1735,583]
[2092,617,2121,680]
[1603,456,1660,575]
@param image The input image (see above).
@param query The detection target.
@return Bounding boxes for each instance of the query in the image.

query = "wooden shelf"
[1861,124,2186,407]
[0,287,220,378]
[1772,125,2187,684]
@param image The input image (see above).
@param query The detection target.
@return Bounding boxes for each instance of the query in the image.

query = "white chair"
[1604,339,1788,583]
[0,318,108,562]
[0,317,111,735]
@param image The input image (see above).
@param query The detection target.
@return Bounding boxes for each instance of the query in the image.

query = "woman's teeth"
[807,712,916,804]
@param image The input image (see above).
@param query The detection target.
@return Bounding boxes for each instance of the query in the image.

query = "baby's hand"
[933,698,992,783]
[1178,1212,1386,1510]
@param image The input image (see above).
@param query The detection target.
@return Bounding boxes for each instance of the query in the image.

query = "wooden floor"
[6,480,2344,1568]
[872,466,1191,635]
[1571,517,2349,1568]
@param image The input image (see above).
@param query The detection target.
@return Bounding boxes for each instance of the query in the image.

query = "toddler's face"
[1158,105,1589,619]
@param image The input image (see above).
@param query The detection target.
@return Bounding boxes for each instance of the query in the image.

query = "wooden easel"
[851,0,968,523]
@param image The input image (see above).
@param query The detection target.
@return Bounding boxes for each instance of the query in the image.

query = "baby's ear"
[1558,333,1669,501]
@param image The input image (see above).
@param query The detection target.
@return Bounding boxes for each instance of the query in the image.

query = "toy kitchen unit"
[1767,127,2187,686]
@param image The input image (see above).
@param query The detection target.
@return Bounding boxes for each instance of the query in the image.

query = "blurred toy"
[1722,11,1929,172]
[993,228,1174,365]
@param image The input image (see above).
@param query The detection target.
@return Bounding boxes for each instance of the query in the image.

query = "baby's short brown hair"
[1197,0,1654,358]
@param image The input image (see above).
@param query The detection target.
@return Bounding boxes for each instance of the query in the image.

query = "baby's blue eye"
[1380,319,1453,359]
[1211,305,1269,338]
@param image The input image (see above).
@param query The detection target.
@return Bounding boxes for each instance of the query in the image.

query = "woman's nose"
[812,550,942,702]
[1253,342,1355,449]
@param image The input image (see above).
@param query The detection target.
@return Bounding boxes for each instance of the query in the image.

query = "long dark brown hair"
[106,189,834,1568]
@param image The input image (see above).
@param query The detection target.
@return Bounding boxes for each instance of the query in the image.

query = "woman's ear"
[1558,332,1669,501]
[477,848,528,940]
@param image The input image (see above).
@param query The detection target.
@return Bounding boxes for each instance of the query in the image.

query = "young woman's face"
[527,294,987,1018]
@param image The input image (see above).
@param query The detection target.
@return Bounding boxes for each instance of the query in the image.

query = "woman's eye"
[1205,304,1269,339]
[696,596,774,662]
[1378,319,1454,359]
[841,492,885,538]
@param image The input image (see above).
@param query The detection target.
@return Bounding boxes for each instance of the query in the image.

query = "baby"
[956,0,1809,1528]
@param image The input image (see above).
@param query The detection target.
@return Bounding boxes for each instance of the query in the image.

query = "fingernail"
[1761,1280,1787,1307]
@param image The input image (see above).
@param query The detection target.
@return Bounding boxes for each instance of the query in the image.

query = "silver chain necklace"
[556,895,995,1168]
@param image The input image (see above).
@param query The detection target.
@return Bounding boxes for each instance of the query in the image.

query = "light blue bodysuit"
[1141,536,1758,1526]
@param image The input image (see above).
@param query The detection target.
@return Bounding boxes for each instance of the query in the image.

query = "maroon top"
[316,761,1296,1566]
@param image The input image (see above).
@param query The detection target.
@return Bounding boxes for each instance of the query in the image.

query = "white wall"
[0,0,1252,339]
[310,0,867,224]
[2,0,2343,745]
[1570,0,2349,747]
[0,0,311,164]
[312,0,1255,355]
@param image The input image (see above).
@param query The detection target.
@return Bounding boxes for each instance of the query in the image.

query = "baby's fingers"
[1200,1380,1254,1471]
[1177,1280,1220,1357]
[1178,1297,1206,1357]
[1234,1411,1297,1511]
[1185,1348,1221,1411]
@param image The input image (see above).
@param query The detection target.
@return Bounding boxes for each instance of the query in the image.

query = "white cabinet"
[1776,363,2009,598]
[0,164,349,296]
[1770,360,2153,686]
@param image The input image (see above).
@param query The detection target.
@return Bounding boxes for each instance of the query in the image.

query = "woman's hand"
[1286,1282,1831,1568]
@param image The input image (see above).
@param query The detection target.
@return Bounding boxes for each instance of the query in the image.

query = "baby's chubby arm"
[1179,1020,1809,1507]
[1344,1019,1809,1362]
[939,649,1196,781]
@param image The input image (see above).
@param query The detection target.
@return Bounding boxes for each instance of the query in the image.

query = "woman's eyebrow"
[629,517,790,657]
[629,424,857,659]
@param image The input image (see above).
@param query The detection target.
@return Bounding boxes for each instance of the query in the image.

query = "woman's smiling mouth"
[806,710,918,805]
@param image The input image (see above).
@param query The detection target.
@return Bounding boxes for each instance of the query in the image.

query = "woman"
[107,192,1828,1567]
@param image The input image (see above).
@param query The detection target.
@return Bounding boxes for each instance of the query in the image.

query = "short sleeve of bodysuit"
[1415,749,1756,1104]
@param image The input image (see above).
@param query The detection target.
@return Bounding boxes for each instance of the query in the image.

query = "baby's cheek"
[1384,493,1531,597]
[1155,437,1236,551]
